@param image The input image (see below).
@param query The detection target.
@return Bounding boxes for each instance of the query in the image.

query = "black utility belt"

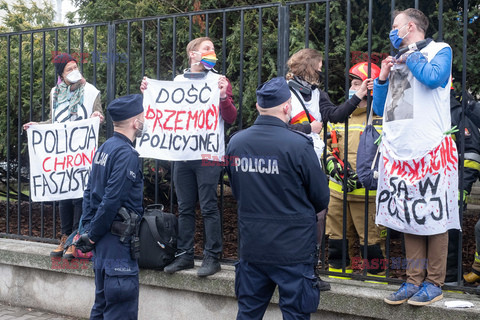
[111,220,131,237]
[110,207,141,260]
[110,207,139,243]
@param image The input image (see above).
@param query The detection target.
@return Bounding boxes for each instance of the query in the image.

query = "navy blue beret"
[53,53,76,76]
[256,77,291,109]
[108,94,144,122]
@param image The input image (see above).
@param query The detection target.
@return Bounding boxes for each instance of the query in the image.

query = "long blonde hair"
[286,48,323,86]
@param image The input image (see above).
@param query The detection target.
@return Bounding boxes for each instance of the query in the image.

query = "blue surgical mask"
[348,90,357,99]
[389,24,409,49]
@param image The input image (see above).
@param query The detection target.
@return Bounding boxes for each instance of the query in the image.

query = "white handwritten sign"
[137,78,224,161]
[375,137,460,235]
[27,117,100,202]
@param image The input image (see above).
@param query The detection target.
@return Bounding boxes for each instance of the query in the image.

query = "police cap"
[108,94,144,122]
[256,76,291,109]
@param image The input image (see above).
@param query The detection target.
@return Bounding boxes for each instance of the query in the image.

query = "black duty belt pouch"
[111,207,141,260]
[111,207,137,244]
[138,204,178,270]
[111,221,128,237]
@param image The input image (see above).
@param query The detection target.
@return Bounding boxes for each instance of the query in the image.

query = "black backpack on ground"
[138,204,177,270]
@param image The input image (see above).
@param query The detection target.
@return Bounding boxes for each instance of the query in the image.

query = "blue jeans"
[173,160,222,259]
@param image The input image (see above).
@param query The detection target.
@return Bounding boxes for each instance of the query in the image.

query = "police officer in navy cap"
[76,94,145,320]
[225,77,330,319]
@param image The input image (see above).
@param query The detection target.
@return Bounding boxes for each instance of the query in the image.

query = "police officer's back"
[225,77,329,319]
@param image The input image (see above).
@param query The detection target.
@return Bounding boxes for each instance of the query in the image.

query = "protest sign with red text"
[137,78,224,161]
[375,136,460,235]
[27,117,100,201]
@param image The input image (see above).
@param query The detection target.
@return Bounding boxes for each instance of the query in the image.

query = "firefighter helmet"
[349,62,381,81]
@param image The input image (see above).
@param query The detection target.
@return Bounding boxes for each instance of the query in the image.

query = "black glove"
[74,233,95,253]
[345,171,363,192]
[326,156,343,181]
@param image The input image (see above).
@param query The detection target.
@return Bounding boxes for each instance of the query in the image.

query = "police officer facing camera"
[76,94,145,319]
[225,77,330,319]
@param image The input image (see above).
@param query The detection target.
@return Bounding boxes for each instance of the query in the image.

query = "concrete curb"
[1,238,480,319]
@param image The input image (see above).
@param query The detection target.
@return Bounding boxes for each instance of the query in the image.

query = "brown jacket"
[325,106,382,198]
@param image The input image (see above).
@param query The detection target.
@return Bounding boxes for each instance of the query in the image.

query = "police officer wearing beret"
[225,77,330,319]
[76,94,145,319]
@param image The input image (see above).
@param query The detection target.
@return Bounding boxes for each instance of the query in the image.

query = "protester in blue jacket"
[373,8,457,307]
[225,77,330,319]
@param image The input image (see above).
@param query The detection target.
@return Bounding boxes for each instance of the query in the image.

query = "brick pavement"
[0,302,84,320]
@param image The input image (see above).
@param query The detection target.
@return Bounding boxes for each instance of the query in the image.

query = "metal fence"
[0,0,477,291]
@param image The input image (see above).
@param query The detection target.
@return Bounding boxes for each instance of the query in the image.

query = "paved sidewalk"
[0,302,84,320]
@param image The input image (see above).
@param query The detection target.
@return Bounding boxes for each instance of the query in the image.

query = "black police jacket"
[451,93,480,193]
[82,132,144,243]
[225,115,330,265]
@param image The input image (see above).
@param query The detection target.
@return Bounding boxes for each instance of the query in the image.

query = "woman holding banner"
[23,53,104,259]
[140,37,236,277]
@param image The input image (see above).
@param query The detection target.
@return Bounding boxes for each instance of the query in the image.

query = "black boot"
[328,239,350,269]
[360,244,385,275]
[164,255,194,274]
[328,239,352,279]
[445,229,462,284]
[197,255,221,277]
[314,267,331,291]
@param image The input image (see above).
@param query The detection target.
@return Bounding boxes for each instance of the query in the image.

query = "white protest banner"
[137,78,224,161]
[27,117,100,202]
[375,136,460,235]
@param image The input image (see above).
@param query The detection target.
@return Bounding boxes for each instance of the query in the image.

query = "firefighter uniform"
[325,107,386,274]
[447,93,480,283]
[225,77,330,319]
[81,94,144,320]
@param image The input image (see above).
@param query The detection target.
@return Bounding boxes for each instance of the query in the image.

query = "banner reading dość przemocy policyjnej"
[137,78,224,161]
[27,117,100,202]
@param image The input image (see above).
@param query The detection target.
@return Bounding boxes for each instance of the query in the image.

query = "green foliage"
[0,0,61,164]
[5,0,476,135]
[1,0,480,203]
[0,0,57,32]
[436,3,480,94]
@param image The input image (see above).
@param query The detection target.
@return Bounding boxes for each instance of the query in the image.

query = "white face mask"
[348,89,357,99]
[66,69,82,83]
[135,119,149,138]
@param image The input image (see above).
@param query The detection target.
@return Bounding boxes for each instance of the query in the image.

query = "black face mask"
[317,70,324,83]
